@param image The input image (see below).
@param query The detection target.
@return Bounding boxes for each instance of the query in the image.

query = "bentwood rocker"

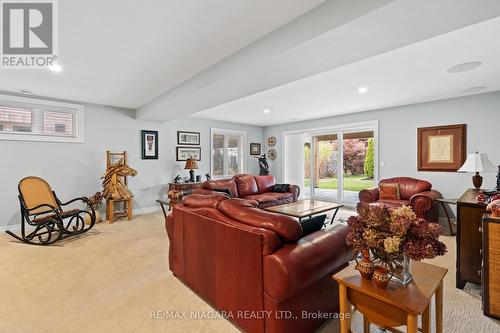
[6,177,96,245]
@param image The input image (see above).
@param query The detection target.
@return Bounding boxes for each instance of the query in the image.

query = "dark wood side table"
[456,189,486,289]
[435,198,457,236]
[167,182,203,210]
[332,262,447,333]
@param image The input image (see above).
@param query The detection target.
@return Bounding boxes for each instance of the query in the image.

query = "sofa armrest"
[288,185,300,201]
[359,187,379,203]
[263,224,351,302]
[410,190,443,220]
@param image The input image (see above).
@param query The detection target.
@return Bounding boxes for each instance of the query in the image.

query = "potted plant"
[346,203,447,288]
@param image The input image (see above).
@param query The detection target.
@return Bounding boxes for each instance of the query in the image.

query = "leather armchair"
[166,193,351,333]
[358,177,442,221]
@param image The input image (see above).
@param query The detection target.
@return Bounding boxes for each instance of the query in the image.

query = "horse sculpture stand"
[104,151,135,223]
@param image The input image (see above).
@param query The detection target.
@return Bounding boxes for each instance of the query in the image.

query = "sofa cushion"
[255,175,275,193]
[273,184,290,193]
[234,174,259,197]
[300,214,326,236]
[263,224,350,302]
[379,177,431,200]
[369,199,410,209]
[379,183,400,200]
[203,179,239,198]
[243,192,293,203]
[218,199,302,242]
[183,194,228,209]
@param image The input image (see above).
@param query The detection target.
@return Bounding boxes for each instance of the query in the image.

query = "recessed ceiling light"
[460,86,487,94]
[358,87,368,94]
[263,109,270,114]
[19,89,33,95]
[48,63,63,72]
[447,62,482,73]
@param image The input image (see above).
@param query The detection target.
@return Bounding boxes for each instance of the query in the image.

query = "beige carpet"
[0,212,498,333]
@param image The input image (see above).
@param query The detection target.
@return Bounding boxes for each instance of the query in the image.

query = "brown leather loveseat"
[166,193,351,333]
[358,177,442,221]
[194,174,300,208]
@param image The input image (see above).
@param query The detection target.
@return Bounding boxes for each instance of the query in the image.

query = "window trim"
[210,128,247,179]
[0,94,84,143]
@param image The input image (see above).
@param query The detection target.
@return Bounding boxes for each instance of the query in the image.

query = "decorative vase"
[355,250,375,279]
[373,265,392,289]
[393,254,413,285]
[84,205,101,225]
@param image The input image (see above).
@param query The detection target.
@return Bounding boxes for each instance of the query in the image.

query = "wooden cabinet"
[456,189,486,288]
[482,214,500,319]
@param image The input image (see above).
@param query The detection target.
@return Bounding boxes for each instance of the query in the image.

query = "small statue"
[173,175,182,184]
[205,173,211,181]
[257,154,270,176]
[496,165,500,191]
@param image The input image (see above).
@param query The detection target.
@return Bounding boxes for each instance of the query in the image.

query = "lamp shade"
[457,152,496,173]
[184,157,199,170]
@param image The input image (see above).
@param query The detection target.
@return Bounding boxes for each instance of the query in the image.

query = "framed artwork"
[417,124,466,172]
[250,143,261,155]
[141,130,158,159]
[176,146,201,161]
[177,131,200,145]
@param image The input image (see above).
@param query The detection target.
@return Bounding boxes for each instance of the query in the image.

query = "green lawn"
[304,175,374,192]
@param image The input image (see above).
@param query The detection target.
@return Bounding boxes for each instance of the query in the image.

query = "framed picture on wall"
[417,124,466,171]
[141,130,158,159]
[176,146,201,161]
[250,143,261,155]
[177,131,200,145]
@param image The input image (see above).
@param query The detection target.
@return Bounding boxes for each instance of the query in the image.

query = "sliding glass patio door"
[302,127,376,205]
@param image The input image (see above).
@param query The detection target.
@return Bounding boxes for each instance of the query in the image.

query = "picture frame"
[417,124,466,172]
[250,143,261,155]
[141,130,158,160]
[176,146,201,161]
[177,131,200,145]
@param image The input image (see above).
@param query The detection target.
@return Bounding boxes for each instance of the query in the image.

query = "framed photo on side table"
[417,124,466,171]
[177,131,200,145]
[141,130,158,159]
[176,146,201,161]
[250,143,261,155]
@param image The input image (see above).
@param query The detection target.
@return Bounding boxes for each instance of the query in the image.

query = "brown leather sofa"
[165,193,351,333]
[194,174,300,208]
[358,177,442,221]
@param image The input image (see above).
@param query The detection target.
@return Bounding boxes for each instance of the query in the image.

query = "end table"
[332,261,447,333]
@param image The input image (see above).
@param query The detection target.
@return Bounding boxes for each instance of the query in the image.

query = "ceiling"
[192,16,500,126]
[0,0,325,108]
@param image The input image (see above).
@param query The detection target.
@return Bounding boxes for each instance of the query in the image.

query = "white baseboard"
[0,205,162,233]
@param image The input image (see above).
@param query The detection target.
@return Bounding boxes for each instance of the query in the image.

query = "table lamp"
[457,152,496,189]
[184,157,199,183]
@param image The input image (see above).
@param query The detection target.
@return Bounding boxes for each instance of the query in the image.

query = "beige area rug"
[0,211,499,333]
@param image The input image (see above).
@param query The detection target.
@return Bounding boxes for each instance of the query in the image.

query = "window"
[211,129,246,178]
[0,95,84,143]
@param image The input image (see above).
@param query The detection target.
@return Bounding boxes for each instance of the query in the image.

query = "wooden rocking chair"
[5,177,96,245]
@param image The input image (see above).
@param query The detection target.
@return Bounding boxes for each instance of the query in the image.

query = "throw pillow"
[213,188,233,198]
[300,214,326,236]
[379,183,400,200]
[273,184,290,193]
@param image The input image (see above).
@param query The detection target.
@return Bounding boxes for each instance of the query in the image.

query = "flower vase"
[84,205,101,225]
[355,250,375,279]
[393,254,413,285]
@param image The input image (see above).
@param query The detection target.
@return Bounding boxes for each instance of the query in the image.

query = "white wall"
[0,102,263,228]
[283,133,305,195]
[264,91,500,200]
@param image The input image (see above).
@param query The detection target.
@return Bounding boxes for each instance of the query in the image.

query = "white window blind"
[211,129,246,178]
[0,95,84,143]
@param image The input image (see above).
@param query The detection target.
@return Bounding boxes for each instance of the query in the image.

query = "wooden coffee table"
[332,261,447,333]
[264,199,343,224]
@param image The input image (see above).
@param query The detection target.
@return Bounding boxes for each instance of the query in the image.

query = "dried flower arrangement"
[87,192,103,208]
[347,203,447,279]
